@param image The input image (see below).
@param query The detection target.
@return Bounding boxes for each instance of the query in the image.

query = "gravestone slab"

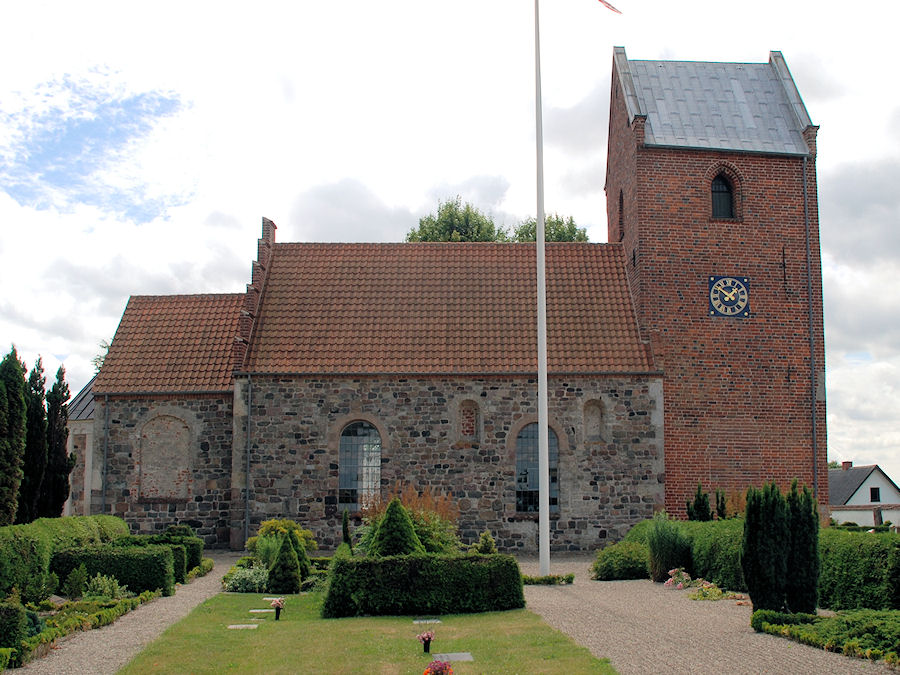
[433,653,474,662]
[227,624,259,630]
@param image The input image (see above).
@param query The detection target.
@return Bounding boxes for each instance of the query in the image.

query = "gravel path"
[21,551,241,675]
[520,556,892,675]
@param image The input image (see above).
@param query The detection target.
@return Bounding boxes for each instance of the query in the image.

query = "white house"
[829,461,900,527]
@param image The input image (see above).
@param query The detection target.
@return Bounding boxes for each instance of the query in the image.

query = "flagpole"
[534,0,551,577]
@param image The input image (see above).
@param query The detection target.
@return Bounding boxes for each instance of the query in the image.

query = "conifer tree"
[342,509,353,552]
[368,498,426,557]
[742,482,789,611]
[267,533,301,594]
[786,479,819,613]
[16,358,48,524]
[686,482,712,521]
[0,347,27,526]
[288,529,311,580]
[37,366,74,518]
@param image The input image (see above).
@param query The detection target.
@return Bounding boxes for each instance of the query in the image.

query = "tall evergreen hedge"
[51,544,175,596]
[16,360,47,525]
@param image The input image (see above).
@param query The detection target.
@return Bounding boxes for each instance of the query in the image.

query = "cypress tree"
[37,366,74,518]
[715,489,727,520]
[288,529,311,580]
[267,533,301,594]
[368,498,425,557]
[16,358,48,524]
[0,347,26,526]
[786,479,819,613]
[742,482,789,612]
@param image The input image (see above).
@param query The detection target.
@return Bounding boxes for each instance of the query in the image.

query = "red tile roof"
[243,242,652,375]
[94,293,244,393]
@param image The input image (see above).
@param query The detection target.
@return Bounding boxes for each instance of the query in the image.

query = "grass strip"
[120,592,615,674]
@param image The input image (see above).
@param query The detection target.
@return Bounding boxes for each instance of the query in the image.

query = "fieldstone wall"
[94,395,234,546]
[231,374,664,552]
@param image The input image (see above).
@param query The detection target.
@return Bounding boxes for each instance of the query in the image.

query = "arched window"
[338,421,381,510]
[711,174,734,219]
[515,423,559,512]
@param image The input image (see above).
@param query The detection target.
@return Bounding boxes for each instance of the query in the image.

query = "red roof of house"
[243,242,652,375]
[94,293,244,393]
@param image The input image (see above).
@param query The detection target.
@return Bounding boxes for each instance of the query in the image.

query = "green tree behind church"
[407,197,586,243]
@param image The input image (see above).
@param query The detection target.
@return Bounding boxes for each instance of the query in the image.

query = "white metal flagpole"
[534,0,551,577]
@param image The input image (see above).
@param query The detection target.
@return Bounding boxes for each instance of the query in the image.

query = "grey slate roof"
[829,465,877,505]
[68,374,96,422]
[613,47,814,156]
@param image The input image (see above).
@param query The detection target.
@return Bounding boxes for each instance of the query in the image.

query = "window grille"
[338,421,381,510]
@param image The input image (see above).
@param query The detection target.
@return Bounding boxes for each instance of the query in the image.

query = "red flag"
[598,0,622,13]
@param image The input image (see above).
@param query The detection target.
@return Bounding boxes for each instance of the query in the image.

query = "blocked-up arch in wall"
[584,399,604,442]
[139,415,191,500]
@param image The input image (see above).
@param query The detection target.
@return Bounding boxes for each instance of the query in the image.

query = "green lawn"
[119,593,615,674]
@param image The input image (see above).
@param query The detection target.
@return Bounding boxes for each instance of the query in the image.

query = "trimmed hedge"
[818,528,900,610]
[682,519,745,591]
[51,545,175,597]
[590,541,649,580]
[111,536,193,584]
[0,516,130,603]
[321,553,524,618]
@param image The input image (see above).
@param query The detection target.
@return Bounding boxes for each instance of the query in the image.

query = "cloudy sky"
[1,1,898,489]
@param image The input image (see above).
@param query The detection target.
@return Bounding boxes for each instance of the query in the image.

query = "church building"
[72,48,826,550]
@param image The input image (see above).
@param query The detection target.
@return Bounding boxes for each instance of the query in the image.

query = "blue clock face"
[709,276,750,317]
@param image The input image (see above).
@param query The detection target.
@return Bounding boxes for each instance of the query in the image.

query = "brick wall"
[605,71,828,514]
[230,374,664,552]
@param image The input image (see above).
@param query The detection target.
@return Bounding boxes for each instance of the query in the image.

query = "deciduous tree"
[512,214,588,242]
[406,196,509,242]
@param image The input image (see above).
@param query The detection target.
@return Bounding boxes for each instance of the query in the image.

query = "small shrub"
[361,483,460,554]
[368,499,426,557]
[288,530,312,580]
[165,524,195,538]
[686,483,712,521]
[255,519,317,553]
[647,513,691,582]
[62,563,89,599]
[591,541,649,580]
[222,565,268,593]
[0,601,27,649]
[186,558,215,582]
[267,535,300,594]
[715,489,727,520]
[84,573,132,600]
[468,530,498,555]
[522,573,574,585]
[254,535,283,569]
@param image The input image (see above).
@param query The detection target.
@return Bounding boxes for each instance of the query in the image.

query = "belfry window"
[338,421,381,510]
[515,423,559,512]
[711,174,734,219]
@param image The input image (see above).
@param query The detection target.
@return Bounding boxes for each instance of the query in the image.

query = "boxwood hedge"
[51,544,175,597]
[322,553,524,618]
[0,516,130,603]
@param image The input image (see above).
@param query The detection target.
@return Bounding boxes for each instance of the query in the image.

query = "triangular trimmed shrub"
[289,530,311,580]
[267,534,300,594]
[368,498,425,557]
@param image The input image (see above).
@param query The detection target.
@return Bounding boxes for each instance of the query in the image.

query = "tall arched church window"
[515,423,559,512]
[711,174,734,219]
[338,421,381,510]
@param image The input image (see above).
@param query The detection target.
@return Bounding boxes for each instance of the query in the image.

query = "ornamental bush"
[368,498,426,557]
[786,479,819,614]
[647,513,691,582]
[590,541,649,580]
[62,563,89,599]
[0,601,26,649]
[267,534,300,594]
[321,553,524,618]
[222,565,268,593]
[686,483,712,521]
[289,530,312,581]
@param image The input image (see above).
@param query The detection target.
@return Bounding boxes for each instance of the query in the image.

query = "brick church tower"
[605,48,827,514]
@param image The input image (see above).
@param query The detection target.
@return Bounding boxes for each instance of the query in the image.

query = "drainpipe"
[803,155,819,499]
[101,394,110,513]
[244,375,253,544]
